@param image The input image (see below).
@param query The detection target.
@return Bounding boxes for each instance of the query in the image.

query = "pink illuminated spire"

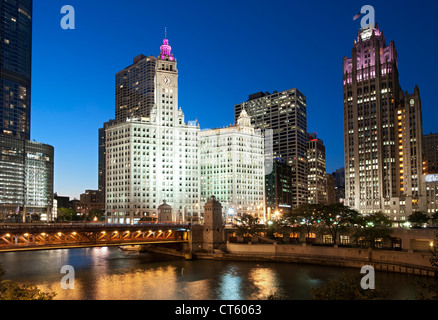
[160,27,174,60]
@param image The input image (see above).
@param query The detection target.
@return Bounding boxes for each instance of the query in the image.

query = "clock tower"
[152,30,184,127]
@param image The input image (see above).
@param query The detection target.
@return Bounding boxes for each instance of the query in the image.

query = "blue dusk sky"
[30,0,438,199]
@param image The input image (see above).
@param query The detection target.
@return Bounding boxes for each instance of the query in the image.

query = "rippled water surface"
[0,247,424,300]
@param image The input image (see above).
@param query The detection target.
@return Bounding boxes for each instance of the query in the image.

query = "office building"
[425,174,438,214]
[423,133,438,175]
[235,89,308,208]
[54,193,70,209]
[115,54,157,122]
[326,173,337,205]
[105,34,201,224]
[265,158,293,219]
[99,54,157,202]
[307,133,327,204]
[0,0,32,140]
[343,24,426,223]
[0,135,54,221]
[0,0,54,221]
[200,110,265,222]
[333,167,345,203]
[74,189,105,214]
[423,133,438,214]
[98,119,116,201]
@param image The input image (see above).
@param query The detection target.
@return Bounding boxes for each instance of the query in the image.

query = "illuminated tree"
[317,204,359,245]
[285,203,322,241]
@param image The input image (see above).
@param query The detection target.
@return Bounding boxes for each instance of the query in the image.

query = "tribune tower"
[342,24,425,223]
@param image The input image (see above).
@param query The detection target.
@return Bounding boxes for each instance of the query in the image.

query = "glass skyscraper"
[0,0,54,221]
[1,0,32,140]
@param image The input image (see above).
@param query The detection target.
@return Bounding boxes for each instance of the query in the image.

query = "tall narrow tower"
[343,24,425,223]
[104,31,201,224]
[203,196,224,252]
[0,0,33,139]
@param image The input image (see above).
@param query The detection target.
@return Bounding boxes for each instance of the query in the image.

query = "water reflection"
[0,247,424,300]
[247,266,282,300]
[217,265,243,300]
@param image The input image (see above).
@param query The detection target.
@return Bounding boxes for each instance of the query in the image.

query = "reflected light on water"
[44,265,180,300]
[93,266,179,300]
[217,265,243,300]
[248,266,282,300]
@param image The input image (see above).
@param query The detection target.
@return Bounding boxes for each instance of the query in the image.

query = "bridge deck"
[0,223,190,252]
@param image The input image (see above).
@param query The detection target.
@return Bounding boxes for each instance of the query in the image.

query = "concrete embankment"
[196,243,437,277]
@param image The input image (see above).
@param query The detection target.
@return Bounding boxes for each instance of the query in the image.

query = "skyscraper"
[0,0,32,140]
[333,167,345,203]
[200,110,265,222]
[423,133,438,215]
[265,158,293,218]
[105,34,201,224]
[423,133,438,175]
[0,0,54,222]
[98,119,116,200]
[235,89,308,208]
[115,54,157,122]
[307,133,327,204]
[99,53,157,201]
[343,24,425,223]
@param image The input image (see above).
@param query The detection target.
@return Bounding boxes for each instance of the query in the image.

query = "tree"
[415,233,438,300]
[352,212,393,249]
[317,204,359,245]
[0,264,56,300]
[431,212,438,227]
[57,207,81,222]
[285,203,322,241]
[311,272,387,300]
[86,209,105,222]
[408,211,429,227]
[234,214,264,237]
[264,220,291,240]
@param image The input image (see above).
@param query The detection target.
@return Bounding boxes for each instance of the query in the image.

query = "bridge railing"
[0,222,192,233]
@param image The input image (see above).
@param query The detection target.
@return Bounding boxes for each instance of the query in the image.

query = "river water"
[0,246,426,300]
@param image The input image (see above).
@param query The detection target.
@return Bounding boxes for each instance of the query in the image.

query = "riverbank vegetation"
[0,264,56,300]
[233,203,437,249]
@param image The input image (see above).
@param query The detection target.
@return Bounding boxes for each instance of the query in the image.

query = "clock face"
[163,76,172,86]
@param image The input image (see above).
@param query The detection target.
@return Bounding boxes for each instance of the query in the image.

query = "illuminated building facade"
[425,174,438,215]
[235,89,308,208]
[423,134,438,214]
[0,135,54,221]
[307,133,327,204]
[343,24,426,224]
[105,35,201,224]
[200,110,265,222]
